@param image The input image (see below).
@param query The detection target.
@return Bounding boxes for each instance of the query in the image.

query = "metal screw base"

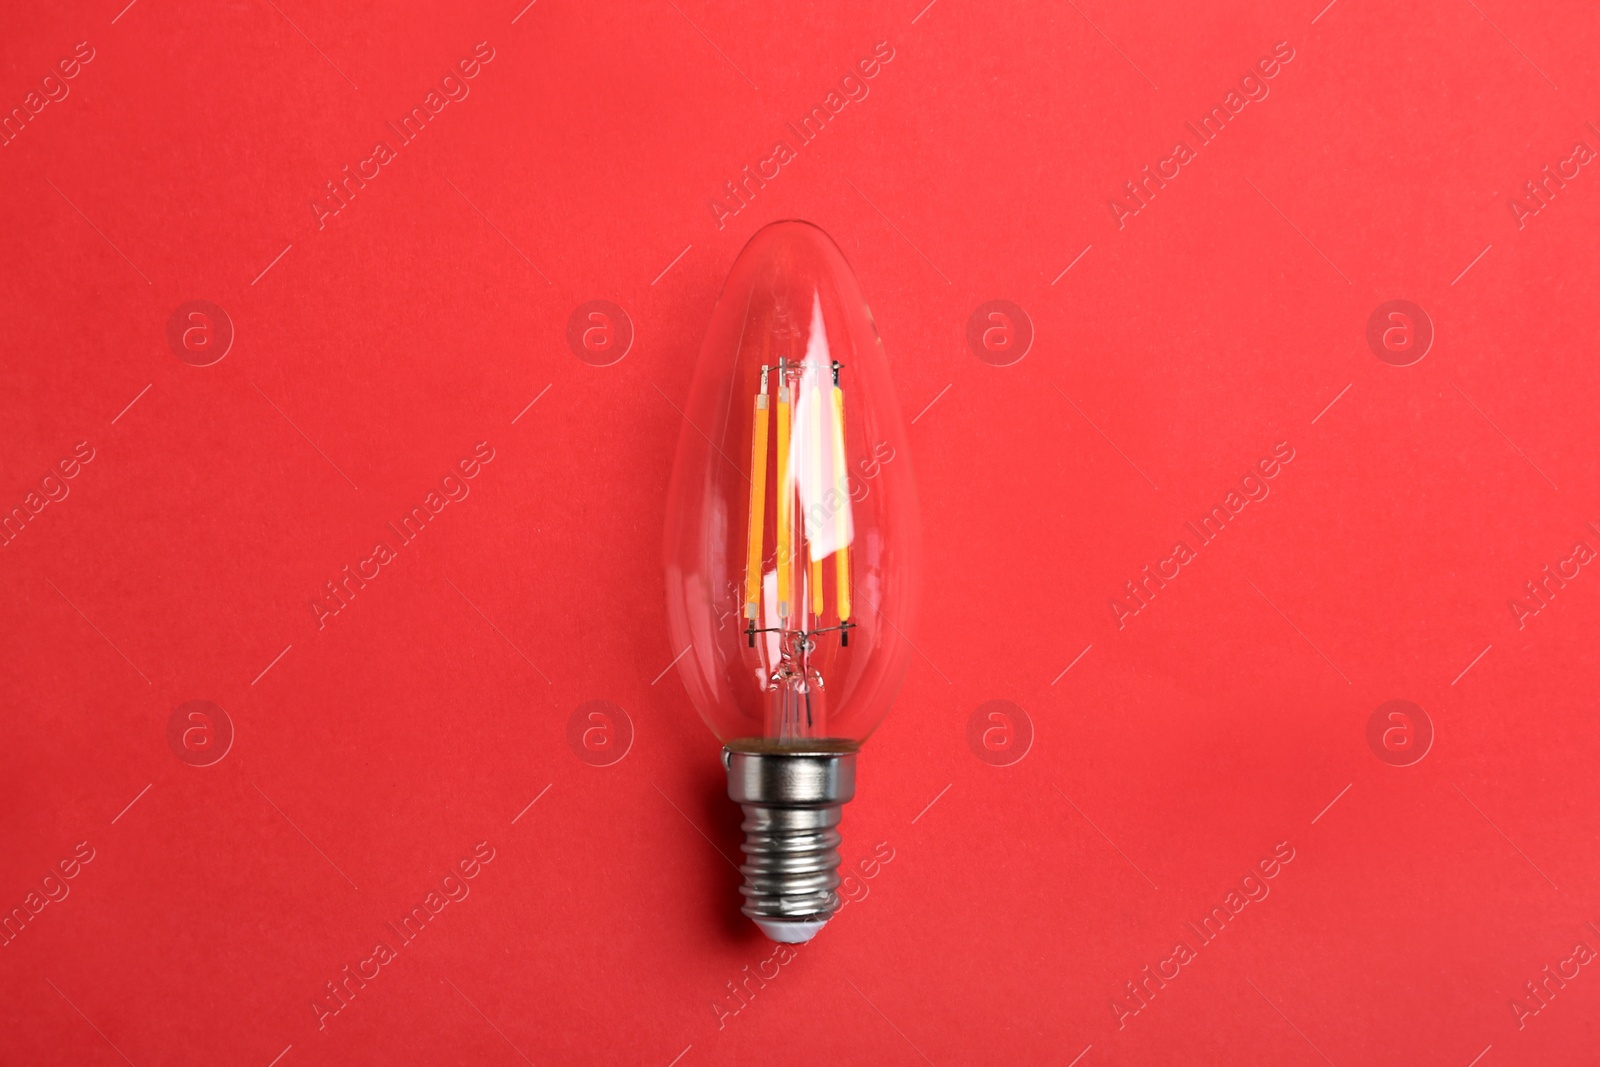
[723,743,857,942]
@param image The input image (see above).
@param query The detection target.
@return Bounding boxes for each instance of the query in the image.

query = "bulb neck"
[723,743,857,942]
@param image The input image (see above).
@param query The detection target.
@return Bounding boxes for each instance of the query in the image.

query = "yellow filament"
[743,389,769,619]
[775,378,792,620]
[832,382,851,622]
[808,366,826,618]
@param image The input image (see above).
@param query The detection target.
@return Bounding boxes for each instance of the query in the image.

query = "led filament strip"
[743,358,853,649]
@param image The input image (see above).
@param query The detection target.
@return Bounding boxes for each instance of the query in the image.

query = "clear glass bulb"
[663,220,920,941]
[664,221,919,746]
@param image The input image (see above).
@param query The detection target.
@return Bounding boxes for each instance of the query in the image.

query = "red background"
[3,0,1599,1064]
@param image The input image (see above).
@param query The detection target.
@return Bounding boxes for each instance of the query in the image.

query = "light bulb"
[664,220,920,943]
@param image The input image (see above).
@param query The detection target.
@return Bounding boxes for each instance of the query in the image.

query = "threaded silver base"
[724,744,856,942]
[736,802,843,923]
